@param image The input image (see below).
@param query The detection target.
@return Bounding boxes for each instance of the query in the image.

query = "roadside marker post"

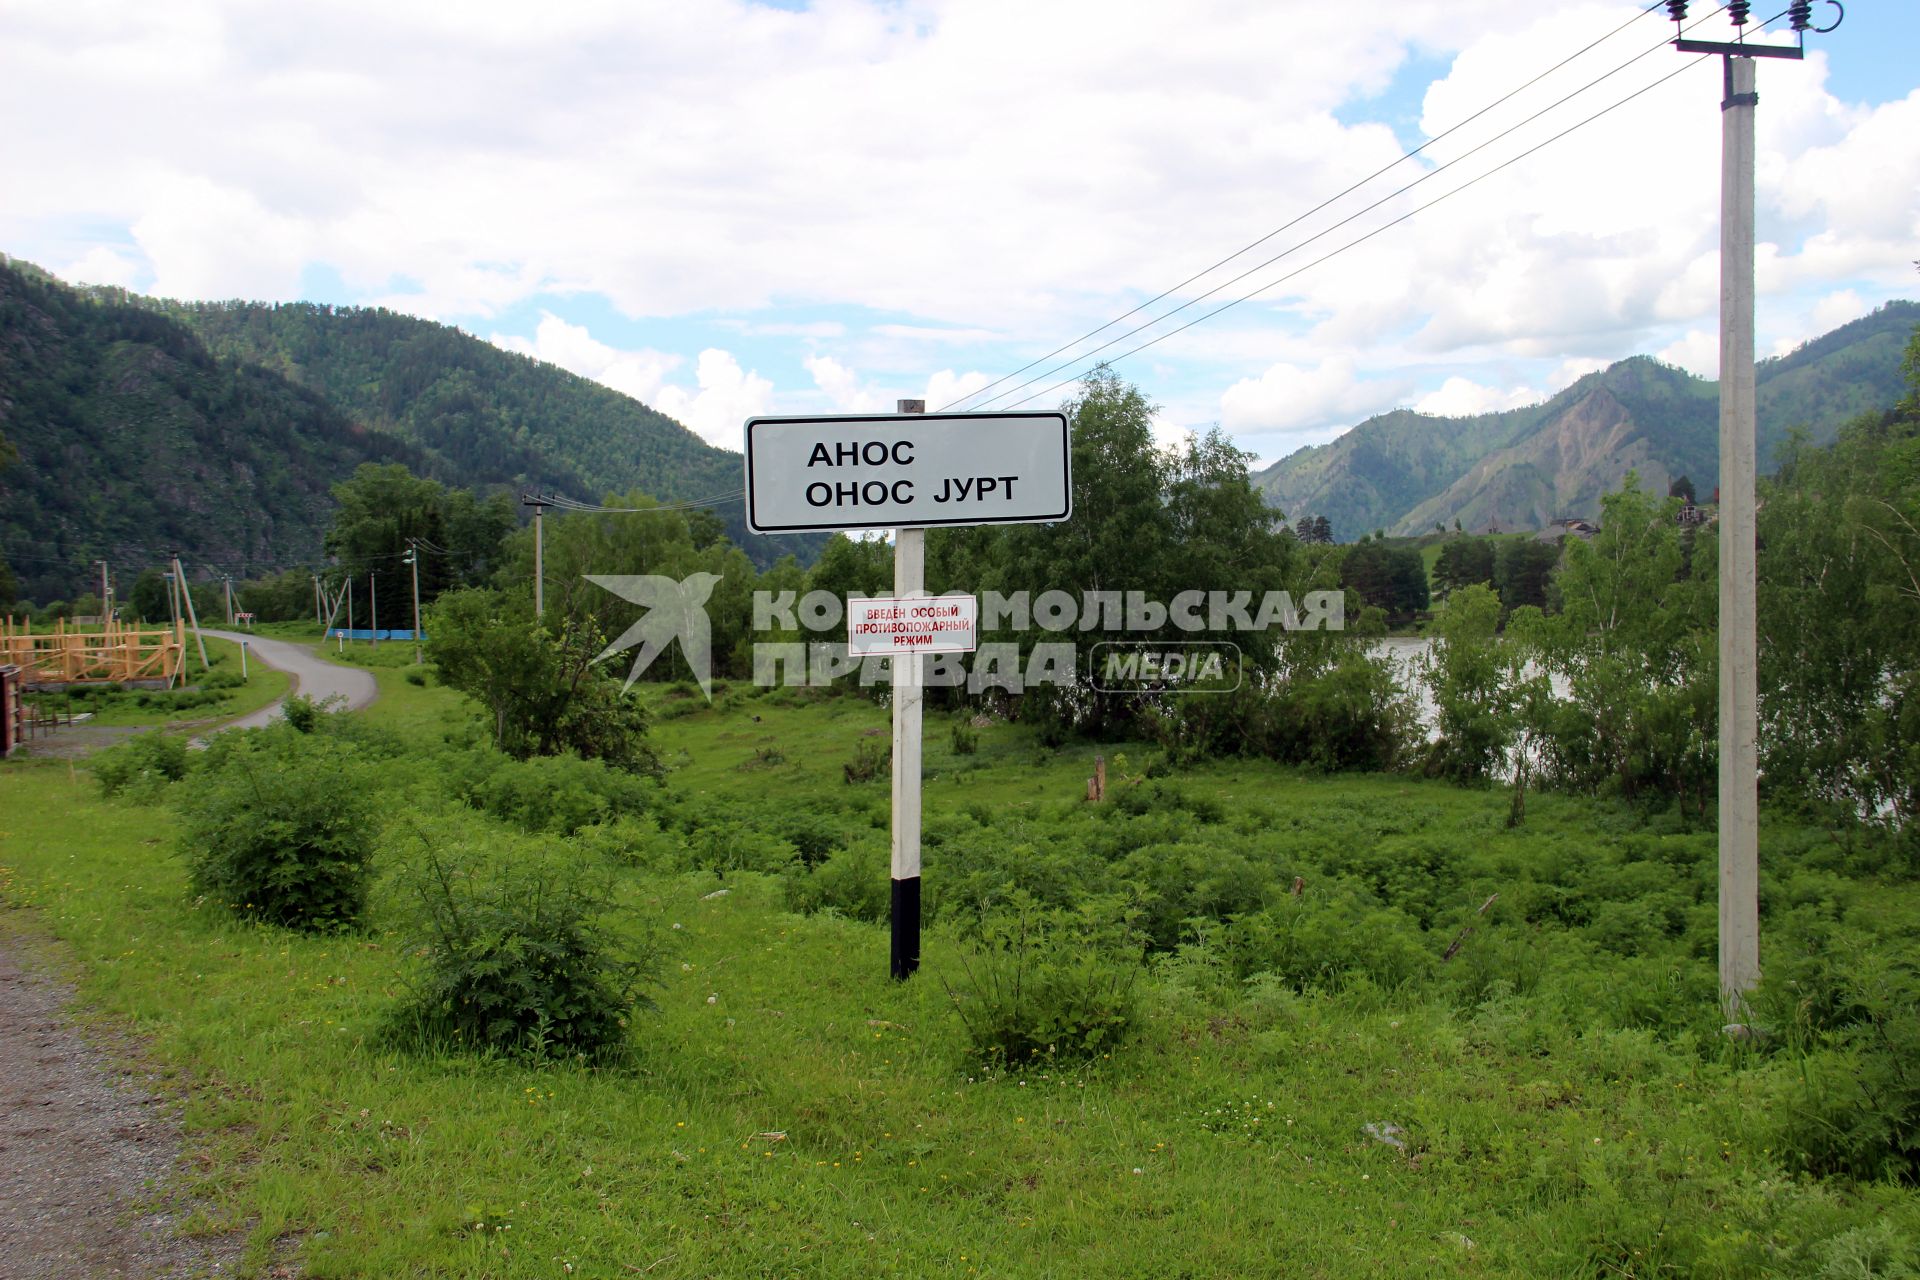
[744,399,1069,980]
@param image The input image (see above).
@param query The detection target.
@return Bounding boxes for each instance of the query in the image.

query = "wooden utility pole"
[171,556,210,670]
[890,399,926,980]
[313,574,323,629]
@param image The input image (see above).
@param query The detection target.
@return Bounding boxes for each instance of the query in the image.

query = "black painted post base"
[890,876,921,980]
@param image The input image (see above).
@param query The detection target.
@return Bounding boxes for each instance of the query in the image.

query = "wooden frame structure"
[0,617,186,689]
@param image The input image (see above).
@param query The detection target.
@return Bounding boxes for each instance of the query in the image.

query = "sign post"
[745,401,1069,979]
[891,400,927,979]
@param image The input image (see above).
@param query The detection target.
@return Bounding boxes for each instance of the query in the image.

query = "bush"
[176,730,378,930]
[951,720,979,755]
[844,737,889,783]
[389,822,658,1061]
[281,693,324,733]
[92,731,193,799]
[1763,944,1920,1181]
[453,750,657,836]
[942,895,1143,1063]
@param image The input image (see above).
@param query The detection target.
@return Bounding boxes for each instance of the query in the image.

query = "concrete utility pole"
[223,575,235,626]
[96,560,109,624]
[522,494,552,617]
[890,399,926,981]
[313,574,324,629]
[405,543,423,665]
[1666,0,1833,1015]
[1717,53,1761,1015]
[370,570,379,648]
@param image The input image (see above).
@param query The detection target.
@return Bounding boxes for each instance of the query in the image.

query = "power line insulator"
[1666,0,1689,20]
[1728,0,1751,23]
[1788,0,1812,30]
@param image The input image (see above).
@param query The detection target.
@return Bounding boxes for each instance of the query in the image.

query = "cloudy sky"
[4,0,1915,468]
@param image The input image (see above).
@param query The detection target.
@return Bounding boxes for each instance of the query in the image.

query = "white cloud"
[1658,329,1718,379]
[1219,357,1405,436]
[490,312,681,405]
[654,349,772,450]
[924,369,993,411]
[1415,376,1539,418]
[803,355,885,414]
[60,246,142,289]
[1811,287,1868,333]
[130,175,310,301]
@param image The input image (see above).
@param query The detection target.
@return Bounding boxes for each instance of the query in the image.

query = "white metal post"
[890,398,926,979]
[1718,53,1760,1014]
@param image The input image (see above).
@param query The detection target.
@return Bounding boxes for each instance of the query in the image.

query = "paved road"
[202,629,378,729]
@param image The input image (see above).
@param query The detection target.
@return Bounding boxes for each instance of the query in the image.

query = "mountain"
[1254,300,1920,538]
[0,258,423,603]
[141,297,815,564]
[0,259,817,603]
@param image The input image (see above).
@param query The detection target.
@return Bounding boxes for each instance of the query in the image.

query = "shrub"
[389,822,658,1061]
[92,731,193,799]
[1763,944,1920,1181]
[951,720,979,755]
[782,838,890,921]
[281,694,323,733]
[844,737,889,783]
[176,730,377,930]
[943,895,1143,1063]
[457,751,657,836]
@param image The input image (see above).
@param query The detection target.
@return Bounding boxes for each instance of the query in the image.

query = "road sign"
[847,594,978,657]
[743,411,1071,534]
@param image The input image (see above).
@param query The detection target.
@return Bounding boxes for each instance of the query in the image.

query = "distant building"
[1536,517,1598,543]
[1677,502,1713,528]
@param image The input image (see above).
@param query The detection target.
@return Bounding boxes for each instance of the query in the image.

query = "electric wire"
[942,0,1671,412]
[995,30,1758,412]
[968,3,1735,414]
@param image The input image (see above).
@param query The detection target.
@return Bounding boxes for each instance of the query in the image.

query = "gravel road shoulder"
[0,918,247,1280]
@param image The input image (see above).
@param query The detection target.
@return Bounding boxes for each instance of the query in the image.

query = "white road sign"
[744,411,1071,533]
[847,594,978,657]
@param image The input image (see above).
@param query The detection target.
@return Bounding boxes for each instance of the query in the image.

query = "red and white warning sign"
[847,594,978,657]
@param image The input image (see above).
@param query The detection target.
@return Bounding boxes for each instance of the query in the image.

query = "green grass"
[2,679,1917,1277]
[23,636,291,728]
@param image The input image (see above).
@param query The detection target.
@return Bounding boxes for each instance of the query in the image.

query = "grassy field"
[2,671,1917,1278]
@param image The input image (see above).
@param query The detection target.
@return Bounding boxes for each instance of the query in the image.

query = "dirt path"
[200,630,378,729]
[0,923,244,1279]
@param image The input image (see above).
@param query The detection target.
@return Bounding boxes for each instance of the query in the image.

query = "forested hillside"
[152,299,814,563]
[0,261,818,604]
[1258,300,1920,539]
[0,259,422,603]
